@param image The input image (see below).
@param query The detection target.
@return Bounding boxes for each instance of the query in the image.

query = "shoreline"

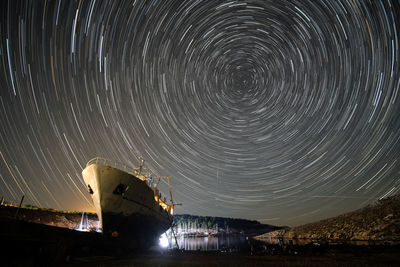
[1,203,400,265]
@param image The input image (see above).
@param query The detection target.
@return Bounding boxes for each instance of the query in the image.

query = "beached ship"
[82,157,174,248]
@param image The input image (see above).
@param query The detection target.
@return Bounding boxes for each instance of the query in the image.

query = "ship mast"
[168,177,174,213]
[135,157,178,215]
[138,157,144,176]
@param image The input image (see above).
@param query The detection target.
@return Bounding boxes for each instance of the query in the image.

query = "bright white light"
[159,233,169,248]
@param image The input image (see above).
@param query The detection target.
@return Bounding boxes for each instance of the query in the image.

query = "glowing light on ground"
[159,233,169,248]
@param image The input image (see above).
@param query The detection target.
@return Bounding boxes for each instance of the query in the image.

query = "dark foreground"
[1,218,399,266]
[61,250,400,267]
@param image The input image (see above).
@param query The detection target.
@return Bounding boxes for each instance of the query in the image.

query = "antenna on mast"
[138,157,144,176]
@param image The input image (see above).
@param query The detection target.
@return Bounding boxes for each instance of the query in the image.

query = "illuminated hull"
[82,163,172,248]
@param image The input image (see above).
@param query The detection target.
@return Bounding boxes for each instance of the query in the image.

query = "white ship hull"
[82,163,172,248]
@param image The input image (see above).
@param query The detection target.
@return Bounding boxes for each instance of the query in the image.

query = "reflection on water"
[163,235,400,251]
[256,236,400,246]
[165,235,248,251]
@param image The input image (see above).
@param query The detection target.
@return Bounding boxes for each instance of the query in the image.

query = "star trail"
[0,0,399,226]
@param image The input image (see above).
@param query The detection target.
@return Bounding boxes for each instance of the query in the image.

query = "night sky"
[0,0,399,226]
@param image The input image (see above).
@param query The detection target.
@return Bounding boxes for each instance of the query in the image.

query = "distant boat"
[82,157,174,248]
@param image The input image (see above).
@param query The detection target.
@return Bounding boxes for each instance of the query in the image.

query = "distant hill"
[0,203,98,230]
[257,195,400,241]
[173,214,283,236]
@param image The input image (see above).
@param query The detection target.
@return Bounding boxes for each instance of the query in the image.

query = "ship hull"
[82,163,172,248]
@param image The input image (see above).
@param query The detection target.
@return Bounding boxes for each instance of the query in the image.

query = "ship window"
[113,183,128,195]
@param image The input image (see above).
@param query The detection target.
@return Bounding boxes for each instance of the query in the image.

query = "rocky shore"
[257,195,400,242]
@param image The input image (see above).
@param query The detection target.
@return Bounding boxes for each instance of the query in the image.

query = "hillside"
[257,195,400,241]
[0,204,98,230]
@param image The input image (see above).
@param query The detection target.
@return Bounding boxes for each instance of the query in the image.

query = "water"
[163,235,248,251]
[162,235,400,251]
[256,236,400,246]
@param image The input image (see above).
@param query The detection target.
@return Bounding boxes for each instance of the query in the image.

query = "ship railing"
[86,157,141,177]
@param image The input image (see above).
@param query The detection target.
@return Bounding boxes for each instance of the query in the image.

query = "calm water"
[255,236,400,246]
[163,235,248,251]
[162,235,399,251]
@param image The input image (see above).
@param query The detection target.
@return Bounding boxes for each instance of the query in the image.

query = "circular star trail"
[0,0,399,226]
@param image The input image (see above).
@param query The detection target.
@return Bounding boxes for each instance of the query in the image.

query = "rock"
[255,195,400,242]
